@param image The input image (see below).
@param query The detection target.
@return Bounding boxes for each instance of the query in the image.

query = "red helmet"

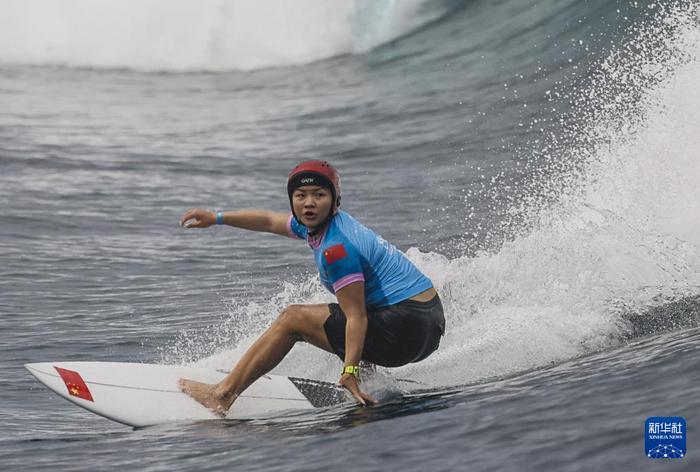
[287,160,342,216]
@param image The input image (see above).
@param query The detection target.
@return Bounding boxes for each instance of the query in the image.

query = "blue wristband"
[216,211,224,225]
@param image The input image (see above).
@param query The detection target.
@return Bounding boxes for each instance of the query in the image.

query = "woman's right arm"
[179,208,291,237]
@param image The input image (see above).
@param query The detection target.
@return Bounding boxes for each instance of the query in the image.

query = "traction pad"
[289,377,346,407]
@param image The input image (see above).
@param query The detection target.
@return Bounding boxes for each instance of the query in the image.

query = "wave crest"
[0,0,457,72]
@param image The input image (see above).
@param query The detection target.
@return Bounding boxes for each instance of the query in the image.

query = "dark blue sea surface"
[1,0,699,470]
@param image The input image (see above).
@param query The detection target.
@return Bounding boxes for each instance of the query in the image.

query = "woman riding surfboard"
[179,160,445,414]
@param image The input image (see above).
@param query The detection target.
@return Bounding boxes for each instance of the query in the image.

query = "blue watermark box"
[645,416,686,459]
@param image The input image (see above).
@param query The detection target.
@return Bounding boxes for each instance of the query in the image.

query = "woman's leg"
[179,304,334,415]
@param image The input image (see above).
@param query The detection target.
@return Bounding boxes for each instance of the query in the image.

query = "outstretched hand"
[338,373,377,406]
[180,208,215,228]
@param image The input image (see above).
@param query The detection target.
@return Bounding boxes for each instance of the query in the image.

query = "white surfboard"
[25,362,346,427]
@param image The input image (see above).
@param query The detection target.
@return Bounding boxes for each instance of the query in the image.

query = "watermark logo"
[645,417,686,459]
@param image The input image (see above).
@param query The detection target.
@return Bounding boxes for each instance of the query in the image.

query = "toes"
[178,378,190,392]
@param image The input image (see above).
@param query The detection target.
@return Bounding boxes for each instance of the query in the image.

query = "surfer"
[178,160,445,414]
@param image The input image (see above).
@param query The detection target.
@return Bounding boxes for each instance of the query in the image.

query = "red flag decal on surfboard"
[54,366,94,402]
[324,244,348,265]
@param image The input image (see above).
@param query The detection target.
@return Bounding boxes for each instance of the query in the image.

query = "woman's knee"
[275,305,306,334]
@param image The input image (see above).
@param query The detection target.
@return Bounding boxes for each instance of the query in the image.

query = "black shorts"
[324,294,445,367]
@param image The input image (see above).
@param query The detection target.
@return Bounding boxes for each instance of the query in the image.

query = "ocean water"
[1,0,699,470]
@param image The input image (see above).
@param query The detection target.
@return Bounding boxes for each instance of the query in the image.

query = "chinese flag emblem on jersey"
[324,244,348,265]
[54,366,94,402]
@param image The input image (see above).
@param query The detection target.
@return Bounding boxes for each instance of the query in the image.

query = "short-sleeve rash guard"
[286,210,433,307]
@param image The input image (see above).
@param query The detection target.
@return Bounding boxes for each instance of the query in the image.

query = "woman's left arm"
[335,281,377,406]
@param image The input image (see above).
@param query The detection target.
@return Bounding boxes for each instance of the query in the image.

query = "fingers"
[361,391,378,405]
[180,208,197,227]
[184,218,203,229]
[349,387,367,406]
[339,374,378,406]
[180,208,213,228]
[350,387,377,406]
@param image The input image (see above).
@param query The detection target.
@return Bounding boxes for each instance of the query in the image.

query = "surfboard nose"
[25,362,46,375]
[25,362,56,375]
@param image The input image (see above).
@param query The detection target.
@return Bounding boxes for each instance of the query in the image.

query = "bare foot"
[178,378,232,417]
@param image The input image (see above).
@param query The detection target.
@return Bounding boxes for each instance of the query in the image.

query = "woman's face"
[292,185,333,229]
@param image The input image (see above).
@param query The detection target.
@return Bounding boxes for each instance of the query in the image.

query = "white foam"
[395,7,700,386]
[0,0,446,71]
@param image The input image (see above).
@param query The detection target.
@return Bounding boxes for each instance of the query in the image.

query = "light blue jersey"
[286,210,433,307]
